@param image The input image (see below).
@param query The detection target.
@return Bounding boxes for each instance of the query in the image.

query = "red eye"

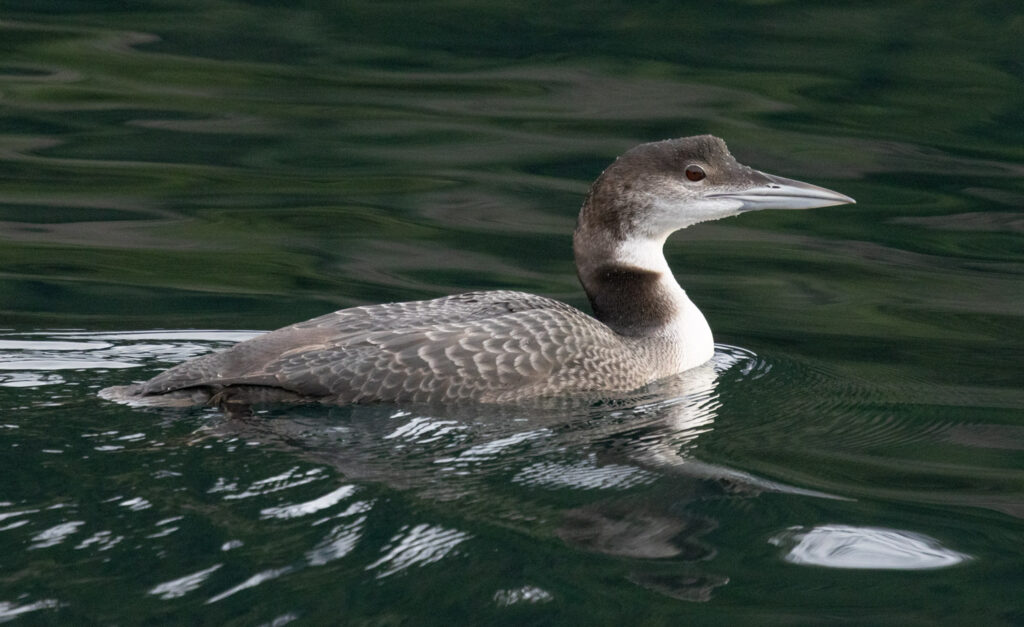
[685,164,706,182]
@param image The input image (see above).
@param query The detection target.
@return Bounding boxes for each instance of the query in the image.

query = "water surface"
[1,1,1022,624]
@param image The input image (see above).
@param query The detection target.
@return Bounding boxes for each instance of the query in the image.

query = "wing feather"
[137,290,644,403]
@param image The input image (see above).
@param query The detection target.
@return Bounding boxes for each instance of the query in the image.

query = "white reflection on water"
[770,524,970,570]
[434,429,551,466]
[0,598,61,622]
[307,516,368,566]
[216,467,328,500]
[54,331,261,342]
[148,563,223,600]
[119,497,152,511]
[206,567,294,605]
[74,530,124,551]
[0,508,39,523]
[0,341,111,351]
[0,372,64,388]
[365,523,470,579]
[383,415,467,444]
[493,585,554,606]
[0,359,136,371]
[512,454,657,490]
[0,331,263,387]
[28,521,84,550]
[259,484,357,520]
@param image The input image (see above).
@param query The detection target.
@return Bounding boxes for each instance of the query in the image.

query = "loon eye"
[684,164,706,182]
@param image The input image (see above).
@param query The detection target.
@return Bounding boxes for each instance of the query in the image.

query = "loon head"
[573,135,855,343]
[576,134,855,244]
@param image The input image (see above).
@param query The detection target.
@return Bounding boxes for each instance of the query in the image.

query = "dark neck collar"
[578,263,679,337]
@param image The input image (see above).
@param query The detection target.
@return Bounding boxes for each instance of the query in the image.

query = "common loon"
[100,135,853,407]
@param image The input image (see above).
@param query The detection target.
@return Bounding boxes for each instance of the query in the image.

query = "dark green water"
[2,1,1022,624]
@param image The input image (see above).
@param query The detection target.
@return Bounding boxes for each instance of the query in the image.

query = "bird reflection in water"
[189,345,836,602]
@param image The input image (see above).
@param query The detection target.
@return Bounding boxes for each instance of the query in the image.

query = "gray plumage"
[108,291,667,405]
[100,135,853,407]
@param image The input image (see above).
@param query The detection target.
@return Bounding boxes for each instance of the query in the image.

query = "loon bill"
[100,135,854,407]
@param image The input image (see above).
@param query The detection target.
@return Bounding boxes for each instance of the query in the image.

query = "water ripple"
[259,485,357,520]
[148,564,223,601]
[206,567,294,605]
[0,598,61,623]
[28,521,84,550]
[307,516,368,567]
[512,454,656,491]
[365,524,470,579]
[493,585,553,606]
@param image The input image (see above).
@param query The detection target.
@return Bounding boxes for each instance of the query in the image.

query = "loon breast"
[100,135,853,407]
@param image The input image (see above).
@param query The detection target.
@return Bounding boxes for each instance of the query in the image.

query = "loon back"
[102,291,658,405]
[100,135,853,407]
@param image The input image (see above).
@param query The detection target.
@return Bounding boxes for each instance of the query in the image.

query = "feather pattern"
[127,291,657,404]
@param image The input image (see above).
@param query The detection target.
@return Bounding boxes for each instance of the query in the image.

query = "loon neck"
[574,225,705,341]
